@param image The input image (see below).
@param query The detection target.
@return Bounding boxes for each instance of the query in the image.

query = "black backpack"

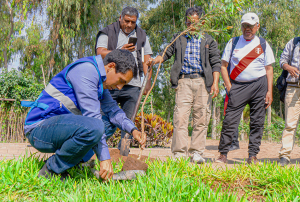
[227,36,267,76]
[276,37,300,103]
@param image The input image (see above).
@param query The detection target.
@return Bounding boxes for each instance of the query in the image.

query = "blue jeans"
[27,114,116,174]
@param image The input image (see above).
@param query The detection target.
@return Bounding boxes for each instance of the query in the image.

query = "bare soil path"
[1,139,299,167]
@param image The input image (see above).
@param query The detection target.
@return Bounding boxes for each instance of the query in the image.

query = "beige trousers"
[279,86,300,160]
[171,77,212,156]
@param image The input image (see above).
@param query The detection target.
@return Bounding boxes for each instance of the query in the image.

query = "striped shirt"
[181,34,203,74]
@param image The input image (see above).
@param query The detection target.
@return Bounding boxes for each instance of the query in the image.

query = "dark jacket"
[159,33,221,92]
[95,21,146,77]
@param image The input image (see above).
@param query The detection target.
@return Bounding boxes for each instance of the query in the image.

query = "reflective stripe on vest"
[44,83,82,115]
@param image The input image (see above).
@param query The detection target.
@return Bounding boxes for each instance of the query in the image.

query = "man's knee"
[84,118,105,144]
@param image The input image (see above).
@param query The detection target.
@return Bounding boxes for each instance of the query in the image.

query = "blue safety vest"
[21,56,104,125]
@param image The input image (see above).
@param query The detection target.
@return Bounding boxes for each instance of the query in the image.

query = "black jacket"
[159,33,221,92]
[95,21,147,77]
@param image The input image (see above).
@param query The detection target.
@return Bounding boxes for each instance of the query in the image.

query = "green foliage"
[0,69,43,111]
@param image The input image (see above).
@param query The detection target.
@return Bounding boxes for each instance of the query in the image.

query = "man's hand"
[285,65,300,78]
[210,83,219,98]
[121,43,136,52]
[132,130,146,149]
[265,91,273,109]
[99,159,114,181]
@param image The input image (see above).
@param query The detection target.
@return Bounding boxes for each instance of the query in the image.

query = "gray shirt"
[96,29,152,87]
[280,38,300,84]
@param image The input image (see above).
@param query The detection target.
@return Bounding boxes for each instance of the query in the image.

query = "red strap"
[230,44,264,80]
[224,94,229,116]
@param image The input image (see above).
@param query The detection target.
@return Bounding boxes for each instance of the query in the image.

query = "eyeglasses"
[242,23,257,29]
[186,20,199,27]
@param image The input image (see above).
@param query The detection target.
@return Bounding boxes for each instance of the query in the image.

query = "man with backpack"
[278,37,300,166]
[215,13,275,164]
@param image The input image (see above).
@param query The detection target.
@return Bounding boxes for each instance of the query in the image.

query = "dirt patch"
[107,148,155,171]
[121,157,148,172]
[207,178,265,201]
[108,148,155,163]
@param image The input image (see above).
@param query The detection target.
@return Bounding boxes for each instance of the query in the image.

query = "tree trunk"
[167,110,170,123]
[280,102,283,119]
[216,105,221,139]
[4,0,14,70]
[268,106,272,142]
[211,100,217,139]
[240,112,244,141]
[171,2,175,28]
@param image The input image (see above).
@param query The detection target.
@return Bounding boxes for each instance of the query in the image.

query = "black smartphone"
[128,37,137,45]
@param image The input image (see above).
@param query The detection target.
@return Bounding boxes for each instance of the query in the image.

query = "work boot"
[215,154,227,163]
[38,164,69,182]
[229,144,240,151]
[172,152,186,160]
[279,157,290,167]
[190,152,205,164]
[247,156,260,165]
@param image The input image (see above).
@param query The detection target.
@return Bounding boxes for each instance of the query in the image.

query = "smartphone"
[128,37,137,45]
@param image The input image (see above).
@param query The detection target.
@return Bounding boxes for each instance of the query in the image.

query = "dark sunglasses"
[242,23,257,29]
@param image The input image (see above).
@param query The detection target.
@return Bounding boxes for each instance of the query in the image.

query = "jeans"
[27,114,116,174]
[109,85,140,149]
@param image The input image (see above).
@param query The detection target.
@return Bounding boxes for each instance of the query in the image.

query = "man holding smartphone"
[95,6,153,149]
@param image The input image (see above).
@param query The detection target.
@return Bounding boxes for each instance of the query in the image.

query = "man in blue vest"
[22,49,145,181]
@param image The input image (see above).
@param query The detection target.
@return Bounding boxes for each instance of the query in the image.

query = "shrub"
[107,113,173,148]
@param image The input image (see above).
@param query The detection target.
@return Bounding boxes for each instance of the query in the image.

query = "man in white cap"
[215,12,275,164]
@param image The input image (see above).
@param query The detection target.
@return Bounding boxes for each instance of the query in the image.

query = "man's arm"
[220,60,231,92]
[280,38,300,78]
[143,54,152,94]
[265,65,273,109]
[96,33,135,58]
[208,38,221,98]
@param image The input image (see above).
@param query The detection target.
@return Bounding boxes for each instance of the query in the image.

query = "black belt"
[179,73,204,79]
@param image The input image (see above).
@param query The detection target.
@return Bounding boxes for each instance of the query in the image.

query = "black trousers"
[109,85,140,148]
[218,76,268,157]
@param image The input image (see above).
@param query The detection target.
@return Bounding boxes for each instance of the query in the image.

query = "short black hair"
[121,6,139,19]
[185,6,205,21]
[103,49,137,78]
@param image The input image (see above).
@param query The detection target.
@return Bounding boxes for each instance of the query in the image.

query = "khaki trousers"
[171,77,212,156]
[279,86,300,160]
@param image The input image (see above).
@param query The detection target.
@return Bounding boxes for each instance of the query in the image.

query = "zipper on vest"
[60,102,62,108]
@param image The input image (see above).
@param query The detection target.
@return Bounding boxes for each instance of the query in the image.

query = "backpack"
[276,37,300,103]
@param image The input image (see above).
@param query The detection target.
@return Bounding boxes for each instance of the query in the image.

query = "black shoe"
[38,163,69,181]
[229,145,240,151]
[279,157,290,167]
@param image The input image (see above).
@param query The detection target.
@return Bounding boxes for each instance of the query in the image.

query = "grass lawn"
[0,155,299,201]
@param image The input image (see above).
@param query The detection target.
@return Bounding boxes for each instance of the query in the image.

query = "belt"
[179,73,204,79]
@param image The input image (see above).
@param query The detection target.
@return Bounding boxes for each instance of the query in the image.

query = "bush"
[107,113,173,148]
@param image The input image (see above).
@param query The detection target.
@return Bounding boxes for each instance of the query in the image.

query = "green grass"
[0,155,299,201]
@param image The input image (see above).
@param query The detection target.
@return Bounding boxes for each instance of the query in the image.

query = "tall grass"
[0,155,299,201]
[0,107,28,142]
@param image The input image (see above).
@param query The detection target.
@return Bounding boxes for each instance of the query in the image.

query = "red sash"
[224,44,264,115]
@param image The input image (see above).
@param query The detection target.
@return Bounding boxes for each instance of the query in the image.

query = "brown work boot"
[215,154,227,163]
[247,156,260,165]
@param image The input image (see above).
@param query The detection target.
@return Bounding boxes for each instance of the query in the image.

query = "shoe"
[279,157,290,167]
[191,152,205,164]
[172,152,186,160]
[229,145,240,151]
[247,156,260,165]
[38,163,69,181]
[215,154,227,163]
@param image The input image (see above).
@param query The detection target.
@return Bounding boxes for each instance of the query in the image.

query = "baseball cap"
[241,13,259,25]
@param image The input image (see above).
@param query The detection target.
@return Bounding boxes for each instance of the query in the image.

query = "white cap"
[241,13,259,25]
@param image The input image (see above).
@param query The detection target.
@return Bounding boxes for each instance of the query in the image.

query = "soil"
[107,148,154,171]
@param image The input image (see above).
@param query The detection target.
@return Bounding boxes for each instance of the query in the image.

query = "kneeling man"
[22,49,145,181]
